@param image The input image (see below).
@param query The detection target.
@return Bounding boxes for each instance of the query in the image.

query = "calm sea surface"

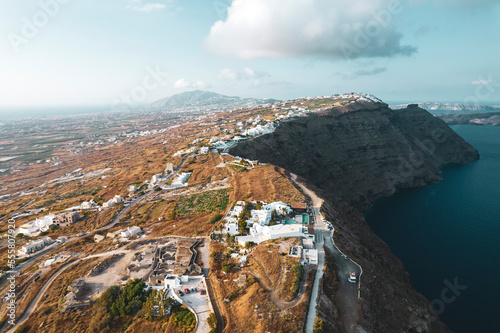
[366,125,500,332]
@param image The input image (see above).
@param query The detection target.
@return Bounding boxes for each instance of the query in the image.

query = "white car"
[348,272,357,283]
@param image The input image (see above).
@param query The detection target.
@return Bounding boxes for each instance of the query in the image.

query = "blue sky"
[0,0,499,109]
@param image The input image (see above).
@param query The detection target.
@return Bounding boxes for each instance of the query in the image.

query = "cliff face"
[229,101,479,332]
[230,102,479,211]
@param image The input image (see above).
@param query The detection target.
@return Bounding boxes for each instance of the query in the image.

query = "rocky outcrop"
[230,102,479,211]
[230,101,480,332]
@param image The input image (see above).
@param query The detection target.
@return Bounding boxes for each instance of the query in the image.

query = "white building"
[82,199,98,209]
[303,249,318,265]
[225,223,239,236]
[102,199,115,208]
[36,214,55,231]
[263,201,292,216]
[199,147,209,154]
[171,172,191,187]
[120,226,142,238]
[164,274,181,289]
[102,195,123,208]
[19,237,53,255]
[236,224,309,246]
[249,209,271,226]
[18,214,56,236]
[165,163,174,173]
[18,223,39,236]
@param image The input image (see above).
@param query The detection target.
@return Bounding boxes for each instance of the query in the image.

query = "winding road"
[290,173,362,333]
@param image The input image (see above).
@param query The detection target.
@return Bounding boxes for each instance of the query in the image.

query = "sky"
[0,0,499,111]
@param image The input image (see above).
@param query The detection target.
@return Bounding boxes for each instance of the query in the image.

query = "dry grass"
[231,165,304,203]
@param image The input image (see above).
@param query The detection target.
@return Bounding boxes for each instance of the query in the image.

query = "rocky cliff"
[229,101,480,332]
[230,101,479,212]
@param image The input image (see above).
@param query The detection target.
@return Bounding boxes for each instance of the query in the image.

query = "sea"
[366,123,500,332]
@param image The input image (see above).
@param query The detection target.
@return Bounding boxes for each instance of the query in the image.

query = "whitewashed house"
[263,201,292,216]
[120,226,142,238]
[19,237,53,255]
[225,223,239,236]
[164,274,182,289]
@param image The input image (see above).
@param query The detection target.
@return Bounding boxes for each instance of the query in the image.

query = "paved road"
[290,173,362,333]
[323,235,361,333]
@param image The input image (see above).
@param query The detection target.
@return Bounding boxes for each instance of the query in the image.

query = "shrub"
[209,213,223,224]
[244,241,255,249]
[207,312,217,329]
[229,289,239,301]
[290,264,304,294]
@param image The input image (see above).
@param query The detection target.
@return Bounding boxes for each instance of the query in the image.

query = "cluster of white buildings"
[18,214,56,236]
[18,211,82,237]
[222,201,313,246]
[224,201,292,235]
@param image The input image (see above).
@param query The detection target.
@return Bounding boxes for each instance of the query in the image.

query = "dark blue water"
[366,125,500,332]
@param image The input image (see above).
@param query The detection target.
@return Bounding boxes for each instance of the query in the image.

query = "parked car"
[348,272,357,283]
[342,254,349,260]
[184,288,190,294]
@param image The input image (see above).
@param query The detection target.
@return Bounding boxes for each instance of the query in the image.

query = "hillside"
[148,90,277,112]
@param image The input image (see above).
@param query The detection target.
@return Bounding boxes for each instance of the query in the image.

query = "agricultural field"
[176,189,229,215]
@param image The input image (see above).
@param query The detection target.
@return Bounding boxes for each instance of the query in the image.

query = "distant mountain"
[148,90,278,112]
[436,112,500,126]
[390,102,500,111]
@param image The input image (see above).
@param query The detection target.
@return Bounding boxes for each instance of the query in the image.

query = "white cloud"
[219,69,239,81]
[218,67,271,81]
[218,67,284,88]
[174,79,211,89]
[127,0,170,12]
[192,80,211,89]
[205,0,416,60]
[173,78,190,88]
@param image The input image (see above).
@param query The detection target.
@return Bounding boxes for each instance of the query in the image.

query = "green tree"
[207,312,217,329]
[222,260,230,274]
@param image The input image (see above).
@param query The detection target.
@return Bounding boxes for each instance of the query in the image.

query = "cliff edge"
[229,101,479,332]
